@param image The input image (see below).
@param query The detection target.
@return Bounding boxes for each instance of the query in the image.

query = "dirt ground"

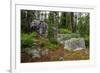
[21,45,89,63]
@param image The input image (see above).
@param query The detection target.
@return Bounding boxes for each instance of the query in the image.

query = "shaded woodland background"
[21,10,90,62]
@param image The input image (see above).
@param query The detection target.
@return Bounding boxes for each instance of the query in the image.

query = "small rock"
[73,48,84,51]
[30,49,40,58]
[41,49,49,56]
[59,57,64,61]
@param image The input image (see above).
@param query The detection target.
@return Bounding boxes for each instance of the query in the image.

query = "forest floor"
[21,45,89,63]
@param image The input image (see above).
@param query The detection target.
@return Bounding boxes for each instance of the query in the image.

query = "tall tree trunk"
[71,12,75,33]
[26,11,33,33]
[74,13,77,33]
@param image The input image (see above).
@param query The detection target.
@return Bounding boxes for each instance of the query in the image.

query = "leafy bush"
[21,33,33,49]
[45,38,60,50]
[47,42,59,50]
[83,34,89,48]
[30,32,37,38]
[49,38,59,44]
[21,31,61,51]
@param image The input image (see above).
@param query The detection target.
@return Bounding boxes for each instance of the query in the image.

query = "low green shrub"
[83,34,89,48]
[58,33,80,41]
[63,33,80,40]
[47,42,59,50]
[21,33,33,49]
[21,31,61,51]
[46,38,60,50]
[59,28,72,34]
[30,32,37,38]
[49,38,59,44]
